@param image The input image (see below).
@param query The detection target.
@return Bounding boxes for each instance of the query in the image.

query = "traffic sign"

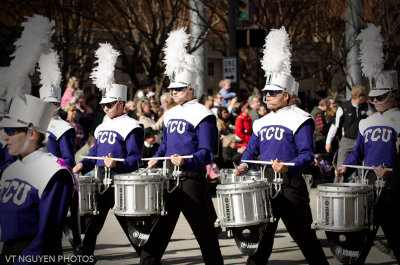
[223,57,237,83]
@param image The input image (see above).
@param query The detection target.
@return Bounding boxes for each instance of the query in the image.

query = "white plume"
[163,28,195,77]
[356,23,384,80]
[38,49,62,89]
[3,14,54,100]
[261,26,292,76]
[90,43,120,92]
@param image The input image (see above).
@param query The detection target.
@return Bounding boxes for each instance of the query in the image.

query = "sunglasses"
[170,87,186,92]
[4,127,28,136]
[101,101,117,108]
[263,90,283,97]
[370,92,390,102]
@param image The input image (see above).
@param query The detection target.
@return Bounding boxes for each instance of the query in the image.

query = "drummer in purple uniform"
[38,50,76,170]
[235,27,328,265]
[141,28,223,265]
[336,24,400,263]
[73,43,144,260]
[336,70,400,263]
[0,94,74,262]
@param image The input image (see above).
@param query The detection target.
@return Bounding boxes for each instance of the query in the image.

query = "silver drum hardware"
[113,169,165,216]
[315,183,373,232]
[215,179,269,227]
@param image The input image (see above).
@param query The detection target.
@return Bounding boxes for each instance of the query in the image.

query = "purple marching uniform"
[78,114,144,256]
[80,114,143,173]
[344,107,400,169]
[242,105,328,265]
[154,100,217,170]
[343,107,400,263]
[140,99,223,265]
[47,116,76,169]
[0,148,73,263]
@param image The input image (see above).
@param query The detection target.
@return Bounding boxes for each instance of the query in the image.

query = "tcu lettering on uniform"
[364,128,393,143]
[167,120,187,134]
[259,127,285,142]
[0,180,31,205]
[98,131,117,144]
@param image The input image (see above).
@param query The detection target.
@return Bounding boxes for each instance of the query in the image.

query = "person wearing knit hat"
[142,28,223,265]
[73,43,144,259]
[236,27,328,264]
[336,23,400,264]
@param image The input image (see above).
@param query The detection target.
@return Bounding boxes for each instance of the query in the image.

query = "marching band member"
[141,28,223,265]
[73,43,144,259]
[336,23,400,263]
[235,27,328,265]
[0,94,74,262]
[38,50,76,169]
[38,49,84,252]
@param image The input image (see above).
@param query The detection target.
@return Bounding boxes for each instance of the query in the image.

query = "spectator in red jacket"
[235,103,253,147]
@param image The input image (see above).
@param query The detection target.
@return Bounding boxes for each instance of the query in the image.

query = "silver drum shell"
[216,181,269,227]
[113,169,164,216]
[316,183,374,232]
[70,176,100,216]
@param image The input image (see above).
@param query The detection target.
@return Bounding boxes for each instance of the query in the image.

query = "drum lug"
[214,218,221,228]
[311,221,318,230]
[226,228,233,238]
[92,193,99,215]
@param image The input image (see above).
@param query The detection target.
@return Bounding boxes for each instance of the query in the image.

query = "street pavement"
[61,185,398,265]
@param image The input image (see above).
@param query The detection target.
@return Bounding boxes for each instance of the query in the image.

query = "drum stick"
[241,160,295,166]
[141,155,194,161]
[342,164,393,172]
[80,156,125,162]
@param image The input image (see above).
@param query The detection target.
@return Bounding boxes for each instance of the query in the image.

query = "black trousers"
[247,169,328,265]
[352,168,400,264]
[140,176,223,265]
[80,186,141,256]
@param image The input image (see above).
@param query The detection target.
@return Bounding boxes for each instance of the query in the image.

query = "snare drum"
[113,169,164,216]
[75,176,100,216]
[216,180,269,227]
[316,183,373,232]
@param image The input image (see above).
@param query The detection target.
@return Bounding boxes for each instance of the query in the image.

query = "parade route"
[62,188,397,264]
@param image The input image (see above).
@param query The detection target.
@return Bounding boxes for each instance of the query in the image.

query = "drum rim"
[317,183,371,192]
[216,182,267,190]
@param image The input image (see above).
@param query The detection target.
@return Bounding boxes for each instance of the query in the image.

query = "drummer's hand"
[170,154,184,167]
[148,159,158,168]
[335,166,346,176]
[271,158,288,173]
[235,163,248,176]
[103,153,116,168]
[73,163,83,174]
[373,165,391,179]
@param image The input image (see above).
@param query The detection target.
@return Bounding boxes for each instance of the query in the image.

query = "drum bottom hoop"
[113,210,161,217]
[220,220,268,228]
[318,225,369,232]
